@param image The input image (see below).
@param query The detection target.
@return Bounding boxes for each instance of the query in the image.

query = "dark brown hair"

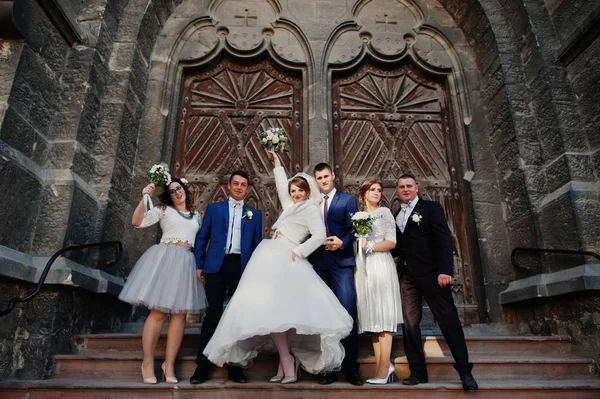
[229,170,251,184]
[358,178,383,206]
[313,162,333,175]
[158,178,196,213]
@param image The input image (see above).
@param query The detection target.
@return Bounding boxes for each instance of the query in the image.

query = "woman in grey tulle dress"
[119,178,207,384]
[354,179,403,384]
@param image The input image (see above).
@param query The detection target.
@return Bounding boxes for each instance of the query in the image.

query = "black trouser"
[400,272,473,378]
[195,254,243,369]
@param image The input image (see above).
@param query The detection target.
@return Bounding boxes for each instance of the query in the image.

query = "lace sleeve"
[274,166,294,210]
[136,206,166,228]
[380,208,397,244]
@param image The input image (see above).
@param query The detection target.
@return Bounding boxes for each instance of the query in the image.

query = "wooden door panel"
[333,63,479,322]
[175,58,304,235]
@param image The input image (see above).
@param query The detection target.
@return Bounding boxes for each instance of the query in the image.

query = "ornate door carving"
[332,63,479,323]
[174,57,304,235]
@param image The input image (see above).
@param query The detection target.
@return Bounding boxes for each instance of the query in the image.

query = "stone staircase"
[1,329,600,398]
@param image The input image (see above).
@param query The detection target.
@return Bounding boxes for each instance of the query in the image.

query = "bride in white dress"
[203,151,353,383]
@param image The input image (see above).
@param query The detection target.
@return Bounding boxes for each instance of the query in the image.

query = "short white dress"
[203,167,353,374]
[354,207,403,333]
[119,206,207,314]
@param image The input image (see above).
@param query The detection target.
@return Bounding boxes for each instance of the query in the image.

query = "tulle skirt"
[355,250,403,333]
[119,243,207,314]
[203,237,353,374]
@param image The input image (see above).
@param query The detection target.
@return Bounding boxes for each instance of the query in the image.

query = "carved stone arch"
[323,2,483,322]
[139,1,315,235]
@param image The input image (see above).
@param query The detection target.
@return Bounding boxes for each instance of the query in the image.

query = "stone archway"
[323,0,487,323]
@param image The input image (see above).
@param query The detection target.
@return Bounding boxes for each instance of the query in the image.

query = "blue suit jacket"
[309,190,358,268]
[194,200,263,273]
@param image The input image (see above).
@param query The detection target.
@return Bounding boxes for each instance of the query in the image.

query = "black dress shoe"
[228,367,247,383]
[190,366,209,384]
[402,374,428,385]
[346,369,364,386]
[461,373,478,392]
[318,371,338,385]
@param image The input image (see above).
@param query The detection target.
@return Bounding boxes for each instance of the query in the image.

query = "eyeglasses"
[168,185,183,195]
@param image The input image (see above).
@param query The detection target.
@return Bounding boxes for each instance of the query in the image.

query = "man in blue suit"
[190,170,263,384]
[309,163,363,386]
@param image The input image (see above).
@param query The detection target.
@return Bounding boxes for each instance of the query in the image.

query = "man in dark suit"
[308,163,363,386]
[190,170,263,384]
[394,174,478,392]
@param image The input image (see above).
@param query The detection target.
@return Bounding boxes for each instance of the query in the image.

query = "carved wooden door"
[332,63,479,323]
[174,57,304,235]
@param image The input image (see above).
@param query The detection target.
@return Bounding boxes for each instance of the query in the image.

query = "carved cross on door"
[235,9,258,27]
[375,14,397,32]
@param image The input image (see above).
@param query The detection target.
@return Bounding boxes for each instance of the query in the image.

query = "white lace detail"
[136,206,201,246]
[366,207,397,244]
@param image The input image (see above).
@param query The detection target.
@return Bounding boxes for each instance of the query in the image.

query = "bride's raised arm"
[269,151,294,210]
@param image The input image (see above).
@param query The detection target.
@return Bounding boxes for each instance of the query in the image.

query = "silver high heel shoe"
[281,356,300,384]
[366,363,395,385]
[269,375,284,383]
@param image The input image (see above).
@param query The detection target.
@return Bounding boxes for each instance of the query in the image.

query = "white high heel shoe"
[366,363,395,385]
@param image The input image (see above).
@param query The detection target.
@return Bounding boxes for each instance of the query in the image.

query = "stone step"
[2,378,600,399]
[76,333,573,358]
[52,353,595,381]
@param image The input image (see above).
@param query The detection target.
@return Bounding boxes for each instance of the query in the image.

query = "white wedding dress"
[203,166,353,374]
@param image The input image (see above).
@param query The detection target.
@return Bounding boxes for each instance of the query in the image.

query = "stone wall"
[0,279,129,379]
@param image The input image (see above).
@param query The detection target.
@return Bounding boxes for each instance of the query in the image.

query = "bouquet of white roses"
[257,127,287,152]
[351,211,375,236]
[147,164,171,187]
[351,211,375,275]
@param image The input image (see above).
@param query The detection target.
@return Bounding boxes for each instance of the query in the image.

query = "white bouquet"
[257,127,288,152]
[351,211,376,275]
[351,211,375,236]
[147,164,171,187]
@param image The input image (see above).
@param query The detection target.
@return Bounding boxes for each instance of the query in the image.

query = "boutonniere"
[411,212,423,225]
[242,209,253,220]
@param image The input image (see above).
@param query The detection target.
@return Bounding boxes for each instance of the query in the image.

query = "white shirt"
[226,197,244,254]
[396,196,419,233]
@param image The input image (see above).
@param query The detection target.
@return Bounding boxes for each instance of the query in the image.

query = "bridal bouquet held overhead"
[144,164,172,214]
[257,127,288,153]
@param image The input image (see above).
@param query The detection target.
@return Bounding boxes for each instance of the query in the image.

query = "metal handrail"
[0,241,123,317]
[511,247,600,268]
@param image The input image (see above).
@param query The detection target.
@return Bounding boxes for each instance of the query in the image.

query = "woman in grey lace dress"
[354,178,403,384]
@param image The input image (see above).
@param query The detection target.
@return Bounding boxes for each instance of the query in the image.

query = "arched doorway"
[332,59,481,323]
[173,55,306,235]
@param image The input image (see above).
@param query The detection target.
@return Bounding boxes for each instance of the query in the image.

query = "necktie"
[228,203,240,253]
[323,194,330,237]
[399,202,410,233]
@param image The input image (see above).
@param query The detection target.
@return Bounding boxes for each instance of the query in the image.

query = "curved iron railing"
[0,241,123,317]
[511,247,600,268]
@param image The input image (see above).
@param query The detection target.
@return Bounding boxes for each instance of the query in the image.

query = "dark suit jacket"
[393,199,453,278]
[309,190,358,267]
[194,200,262,273]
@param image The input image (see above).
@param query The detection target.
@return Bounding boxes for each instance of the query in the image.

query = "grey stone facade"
[0,0,598,379]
